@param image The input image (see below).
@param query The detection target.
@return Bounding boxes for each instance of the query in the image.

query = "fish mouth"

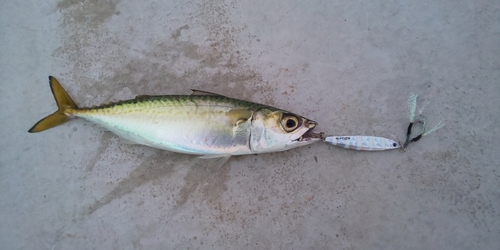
[293,121,325,142]
[291,119,323,143]
[293,129,324,142]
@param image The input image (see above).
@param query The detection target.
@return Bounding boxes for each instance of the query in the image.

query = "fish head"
[249,109,323,153]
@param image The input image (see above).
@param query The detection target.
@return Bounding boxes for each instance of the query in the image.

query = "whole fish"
[323,135,401,151]
[29,76,323,163]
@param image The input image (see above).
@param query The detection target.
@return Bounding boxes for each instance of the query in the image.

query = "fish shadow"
[86,151,189,215]
[85,151,232,215]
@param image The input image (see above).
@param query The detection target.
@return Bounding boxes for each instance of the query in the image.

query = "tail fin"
[28,76,78,133]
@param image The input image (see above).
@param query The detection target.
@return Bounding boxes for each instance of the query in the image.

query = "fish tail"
[28,76,78,133]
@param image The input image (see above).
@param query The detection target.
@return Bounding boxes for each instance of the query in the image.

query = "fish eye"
[392,142,397,147]
[281,115,300,132]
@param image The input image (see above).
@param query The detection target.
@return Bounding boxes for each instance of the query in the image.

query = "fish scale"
[70,96,261,155]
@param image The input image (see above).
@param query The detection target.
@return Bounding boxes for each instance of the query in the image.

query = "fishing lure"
[403,93,446,149]
[323,135,401,151]
[321,93,446,152]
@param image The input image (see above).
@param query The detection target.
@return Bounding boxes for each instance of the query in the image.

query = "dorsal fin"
[135,95,151,99]
[190,89,225,97]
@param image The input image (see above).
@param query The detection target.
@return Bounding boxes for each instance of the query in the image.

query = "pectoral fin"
[227,109,252,126]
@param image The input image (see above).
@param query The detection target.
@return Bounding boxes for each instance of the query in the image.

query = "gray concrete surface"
[1,0,499,249]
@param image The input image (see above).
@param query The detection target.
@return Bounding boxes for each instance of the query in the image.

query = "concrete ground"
[1,0,499,249]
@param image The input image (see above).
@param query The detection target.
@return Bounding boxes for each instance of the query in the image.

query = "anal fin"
[118,137,140,145]
[198,155,231,171]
